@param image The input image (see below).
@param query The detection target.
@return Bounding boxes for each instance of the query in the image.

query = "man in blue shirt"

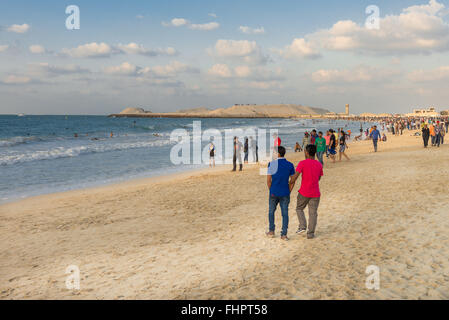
[266,146,296,241]
[370,125,381,152]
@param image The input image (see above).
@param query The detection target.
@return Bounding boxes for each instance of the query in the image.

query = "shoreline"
[2,131,449,299]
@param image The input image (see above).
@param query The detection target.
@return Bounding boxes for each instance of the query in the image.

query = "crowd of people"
[266,116,449,241]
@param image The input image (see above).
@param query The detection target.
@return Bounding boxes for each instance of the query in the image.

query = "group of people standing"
[421,121,446,148]
[208,136,260,170]
[295,128,353,165]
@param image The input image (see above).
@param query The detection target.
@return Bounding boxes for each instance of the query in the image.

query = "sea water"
[0,115,372,203]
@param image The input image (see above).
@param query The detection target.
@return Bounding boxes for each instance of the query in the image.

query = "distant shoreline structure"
[109,104,339,119]
[109,105,449,119]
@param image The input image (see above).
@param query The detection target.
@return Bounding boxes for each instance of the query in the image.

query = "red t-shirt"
[274,137,281,147]
[296,159,323,198]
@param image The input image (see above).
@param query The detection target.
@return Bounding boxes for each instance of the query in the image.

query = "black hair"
[318,131,323,135]
[276,146,286,157]
[305,144,317,157]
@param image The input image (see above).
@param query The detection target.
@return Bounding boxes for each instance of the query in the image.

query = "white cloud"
[136,15,144,19]
[306,0,449,55]
[279,38,321,59]
[2,75,32,84]
[30,63,90,76]
[209,13,217,18]
[0,45,9,52]
[151,61,199,77]
[29,45,48,54]
[104,61,198,78]
[162,18,219,31]
[234,65,252,78]
[408,66,449,82]
[189,22,220,31]
[61,42,119,58]
[7,23,30,33]
[239,26,265,35]
[279,0,449,57]
[311,65,401,84]
[211,39,269,65]
[208,64,232,78]
[61,42,178,58]
[117,43,178,57]
[104,62,141,76]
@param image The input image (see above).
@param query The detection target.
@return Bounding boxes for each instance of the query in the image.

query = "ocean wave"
[0,136,43,147]
[0,139,175,166]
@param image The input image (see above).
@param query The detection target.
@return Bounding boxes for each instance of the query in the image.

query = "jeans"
[316,151,324,165]
[268,195,290,236]
[373,139,378,152]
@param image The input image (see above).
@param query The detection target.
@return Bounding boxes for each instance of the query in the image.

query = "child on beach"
[289,145,323,239]
[266,146,296,241]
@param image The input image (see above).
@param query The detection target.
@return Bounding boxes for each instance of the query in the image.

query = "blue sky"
[1,0,449,114]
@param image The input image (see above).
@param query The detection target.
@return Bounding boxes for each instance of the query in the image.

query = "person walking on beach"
[250,136,258,163]
[209,140,215,167]
[422,124,430,148]
[244,137,249,163]
[302,132,311,156]
[232,137,243,172]
[370,125,381,152]
[324,131,331,157]
[315,131,326,166]
[338,131,350,161]
[289,145,323,239]
[310,130,317,145]
[266,146,296,241]
[328,129,337,163]
[429,123,436,146]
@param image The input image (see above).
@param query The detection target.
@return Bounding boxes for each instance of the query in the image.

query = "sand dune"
[1,131,448,299]
[116,104,330,118]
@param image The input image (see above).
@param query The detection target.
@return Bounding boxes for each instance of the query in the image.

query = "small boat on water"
[17,113,25,117]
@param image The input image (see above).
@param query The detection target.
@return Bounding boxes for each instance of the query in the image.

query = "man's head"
[374,126,377,130]
[305,144,317,159]
[312,129,317,135]
[276,146,286,158]
[318,131,323,137]
[273,132,278,138]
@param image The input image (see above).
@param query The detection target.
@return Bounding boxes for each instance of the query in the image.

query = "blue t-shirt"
[371,129,381,140]
[268,158,296,197]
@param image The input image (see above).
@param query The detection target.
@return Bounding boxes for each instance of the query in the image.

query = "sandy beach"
[1,131,448,300]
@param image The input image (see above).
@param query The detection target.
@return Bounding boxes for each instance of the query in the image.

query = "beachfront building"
[405,107,440,117]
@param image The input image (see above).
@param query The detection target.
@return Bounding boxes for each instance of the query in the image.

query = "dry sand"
[1,131,448,299]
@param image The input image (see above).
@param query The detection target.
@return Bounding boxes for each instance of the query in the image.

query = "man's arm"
[289,172,300,192]
[267,175,272,190]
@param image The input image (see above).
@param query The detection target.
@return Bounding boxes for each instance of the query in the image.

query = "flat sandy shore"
[1,131,448,299]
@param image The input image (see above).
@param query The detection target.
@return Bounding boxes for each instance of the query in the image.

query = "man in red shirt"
[289,144,323,239]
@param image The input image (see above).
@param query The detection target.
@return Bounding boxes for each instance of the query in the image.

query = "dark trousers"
[423,135,429,147]
[268,195,290,236]
[373,139,378,152]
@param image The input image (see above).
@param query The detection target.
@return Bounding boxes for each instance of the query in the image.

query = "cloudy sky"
[1,0,449,115]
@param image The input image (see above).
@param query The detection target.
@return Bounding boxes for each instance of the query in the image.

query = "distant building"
[405,107,440,117]
[345,104,349,115]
